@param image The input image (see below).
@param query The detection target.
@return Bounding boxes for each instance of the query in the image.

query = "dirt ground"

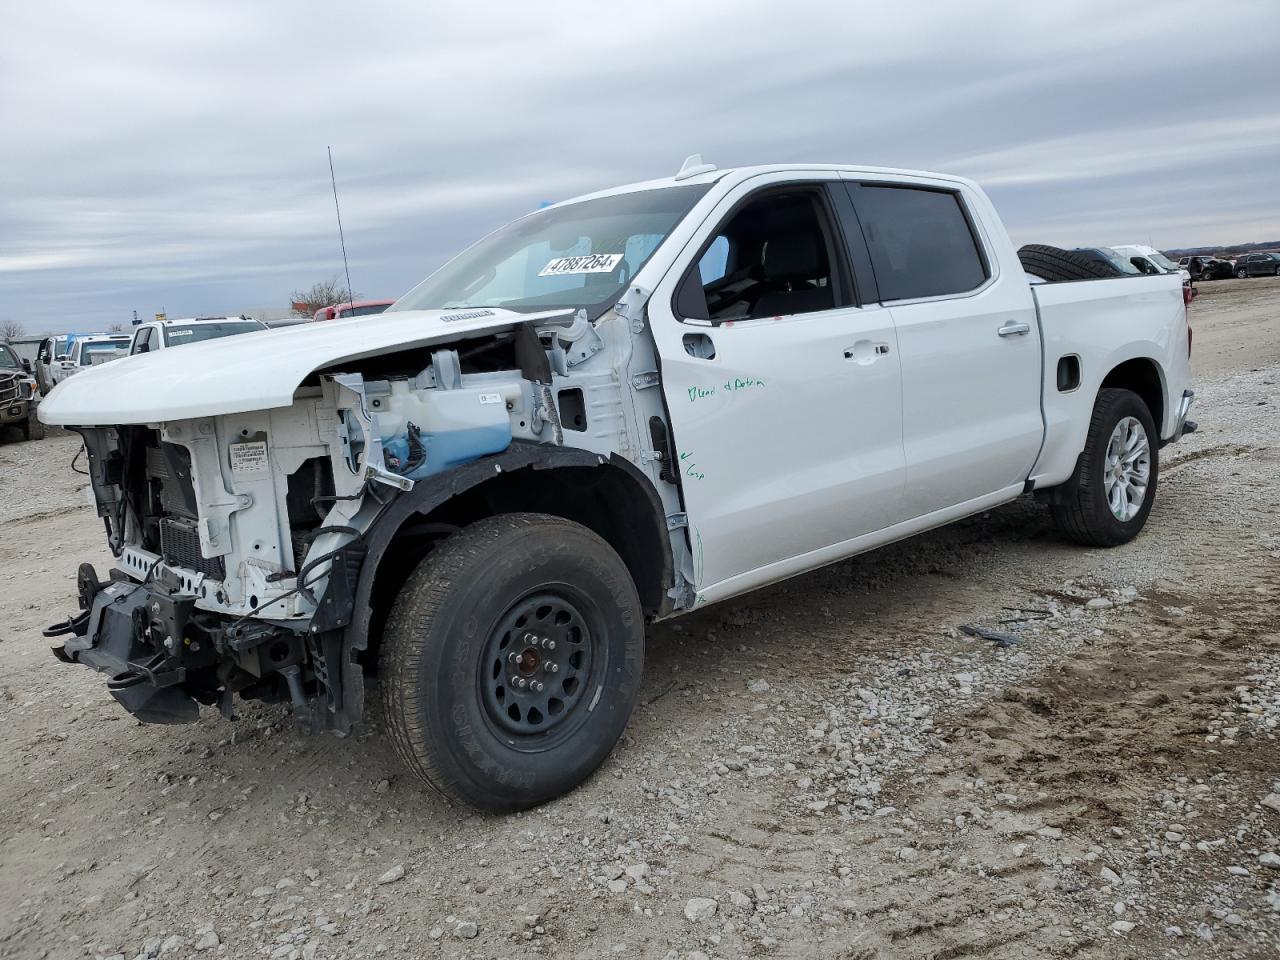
[1,277,1278,960]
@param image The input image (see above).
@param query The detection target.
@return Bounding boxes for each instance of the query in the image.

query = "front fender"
[324,441,669,732]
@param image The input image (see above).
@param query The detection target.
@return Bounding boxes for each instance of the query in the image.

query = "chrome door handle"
[998,321,1031,337]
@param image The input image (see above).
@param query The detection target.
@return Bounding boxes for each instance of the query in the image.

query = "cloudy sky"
[2,1,1277,334]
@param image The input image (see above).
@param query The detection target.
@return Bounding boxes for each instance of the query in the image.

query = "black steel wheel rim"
[478,589,600,748]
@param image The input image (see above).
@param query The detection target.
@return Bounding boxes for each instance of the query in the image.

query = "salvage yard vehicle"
[0,340,44,441]
[1234,252,1280,278]
[313,299,396,322]
[36,335,71,393]
[1177,255,1234,281]
[1113,244,1190,281]
[128,315,268,355]
[53,334,132,383]
[40,160,1194,811]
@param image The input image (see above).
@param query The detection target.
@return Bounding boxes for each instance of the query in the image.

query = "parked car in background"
[1234,252,1280,278]
[35,335,70,393]
[42,160,1193,812]
[1114,245,1190,281]
[313,299,396,322]
[1177,255,1234,281]
[0,340,44,440]
[128,316,268,355]
[52,334,131,383]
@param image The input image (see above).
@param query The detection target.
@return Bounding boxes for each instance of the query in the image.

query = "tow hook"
[44,609,90,640]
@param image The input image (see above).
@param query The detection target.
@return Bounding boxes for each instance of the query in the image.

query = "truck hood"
[40,307,571,426]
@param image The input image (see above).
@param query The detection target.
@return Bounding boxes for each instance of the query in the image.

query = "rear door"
[648,174,906,598]
[842,177,1043,517]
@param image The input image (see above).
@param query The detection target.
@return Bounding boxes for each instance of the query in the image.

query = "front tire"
[1049,388,1158,547]
[1237,268,1248,279]
[380,513,644,811]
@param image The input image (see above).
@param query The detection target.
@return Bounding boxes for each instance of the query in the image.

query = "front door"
[842,177,1043,516]
[648,175,906,600]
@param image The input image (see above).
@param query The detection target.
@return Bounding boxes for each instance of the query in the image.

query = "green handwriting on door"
[687,377,766,403]
[724,376,765,393]
[679,451,705,480]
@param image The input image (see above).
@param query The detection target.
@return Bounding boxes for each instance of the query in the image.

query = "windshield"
[0,346,19,369]
[81,341,128,364]
[390,185,711,319]
[1084,248,1142,275]
[1147,251,1179,271]
[162,321,263,347]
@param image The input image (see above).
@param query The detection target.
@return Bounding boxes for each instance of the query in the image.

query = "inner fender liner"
[334,440,671,731]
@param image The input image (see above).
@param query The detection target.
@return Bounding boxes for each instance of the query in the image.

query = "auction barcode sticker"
[229,441,269,477]
[538,254,623,277]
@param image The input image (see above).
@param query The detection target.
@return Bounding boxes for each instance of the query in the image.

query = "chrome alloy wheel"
[1104,416,1150,521]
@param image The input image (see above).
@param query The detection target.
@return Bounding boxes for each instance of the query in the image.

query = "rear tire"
[380,513,644,811]
[1018,244,1126,282]
[1049,389,1159,547]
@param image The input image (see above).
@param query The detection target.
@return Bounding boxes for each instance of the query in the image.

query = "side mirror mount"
[21,358,32,373]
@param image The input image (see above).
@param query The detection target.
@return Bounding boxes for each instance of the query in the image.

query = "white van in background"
[1113,244,1190,282]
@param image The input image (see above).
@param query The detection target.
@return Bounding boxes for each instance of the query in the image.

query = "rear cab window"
[844,183,989,302]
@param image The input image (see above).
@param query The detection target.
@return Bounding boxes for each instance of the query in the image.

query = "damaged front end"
[43,308,664,733]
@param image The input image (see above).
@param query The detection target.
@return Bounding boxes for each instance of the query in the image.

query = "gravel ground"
[0,278,1277,960]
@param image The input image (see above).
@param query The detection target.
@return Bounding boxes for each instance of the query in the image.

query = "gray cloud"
[1,0,1277,333]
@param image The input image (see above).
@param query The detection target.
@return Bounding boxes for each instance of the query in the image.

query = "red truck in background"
[312,299,396,322]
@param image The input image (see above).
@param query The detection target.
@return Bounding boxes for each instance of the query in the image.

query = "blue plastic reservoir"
[379,383,512,480]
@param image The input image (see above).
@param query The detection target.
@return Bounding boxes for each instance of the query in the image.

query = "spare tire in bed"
[1018,244,1126,282]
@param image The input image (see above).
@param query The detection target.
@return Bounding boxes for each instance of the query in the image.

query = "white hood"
[40,307,570,426]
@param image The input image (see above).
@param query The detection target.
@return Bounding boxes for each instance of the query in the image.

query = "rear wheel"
[1049,388,1158,547]
[380,513,644,811]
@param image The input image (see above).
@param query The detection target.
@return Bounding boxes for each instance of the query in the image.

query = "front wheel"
[1237,268,1248,279]
[380,513,644,811]
[1049,388,1159,547]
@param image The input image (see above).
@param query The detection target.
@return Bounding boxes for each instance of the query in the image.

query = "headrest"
[763,232,826,283]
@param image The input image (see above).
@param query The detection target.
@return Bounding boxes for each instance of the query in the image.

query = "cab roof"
[556,162,977,207]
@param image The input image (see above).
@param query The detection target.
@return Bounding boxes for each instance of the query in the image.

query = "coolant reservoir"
[378,379,511,480]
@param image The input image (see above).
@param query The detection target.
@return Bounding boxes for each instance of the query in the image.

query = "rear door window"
[847,184,988,301]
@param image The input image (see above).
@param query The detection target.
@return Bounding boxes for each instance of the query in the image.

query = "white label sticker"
[477,392,503,405]
[537,253,623,277]
[229,441,269,476]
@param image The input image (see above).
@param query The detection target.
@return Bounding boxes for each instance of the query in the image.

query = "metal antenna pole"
[328,146,355,306]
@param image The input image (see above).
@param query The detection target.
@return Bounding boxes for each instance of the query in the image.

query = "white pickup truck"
[127,315,268,355]
[41,160,1193,811]
[50,333,132,385]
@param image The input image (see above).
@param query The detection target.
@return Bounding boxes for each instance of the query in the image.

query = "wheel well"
[1100,358,1164,432]
[361,462,671,673]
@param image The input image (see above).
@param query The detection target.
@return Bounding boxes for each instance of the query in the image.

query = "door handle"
[843,341,890,363]
[998,321,1031,338]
